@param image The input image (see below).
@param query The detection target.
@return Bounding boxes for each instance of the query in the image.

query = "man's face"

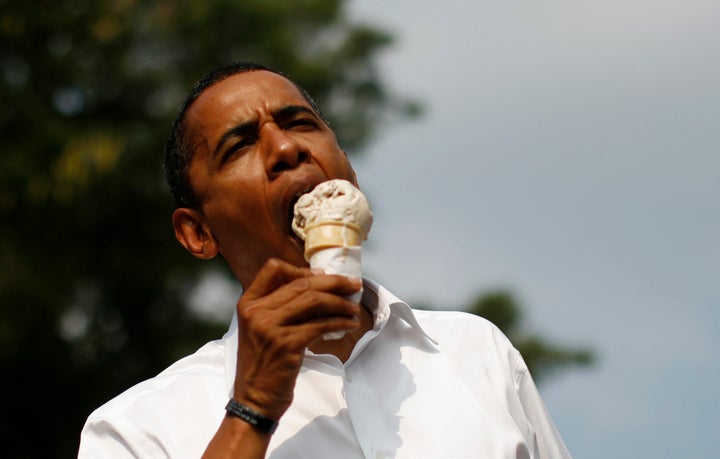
[182,70,357,286]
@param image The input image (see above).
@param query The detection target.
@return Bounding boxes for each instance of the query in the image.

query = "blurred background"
[1,0,717,457]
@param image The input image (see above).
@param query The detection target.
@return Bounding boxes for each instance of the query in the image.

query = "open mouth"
[288,195,302,237]
[283,174,327,247]
[287,188,311,242]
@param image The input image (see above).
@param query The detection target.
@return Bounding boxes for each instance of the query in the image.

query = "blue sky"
[189,1,719,457]
[346,1,719,457]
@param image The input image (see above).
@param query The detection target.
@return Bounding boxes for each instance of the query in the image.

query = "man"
[79,62,571,458]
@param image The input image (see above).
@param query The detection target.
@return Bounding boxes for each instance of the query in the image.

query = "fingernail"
[348,277,362,287]
[310,268,325,275]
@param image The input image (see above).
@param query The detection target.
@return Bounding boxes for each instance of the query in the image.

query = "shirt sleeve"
[512,351,573,459]
[78,417,157,459]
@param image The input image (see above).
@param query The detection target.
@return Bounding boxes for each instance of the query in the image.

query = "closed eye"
[274,105,322,131]
[213,120,257,165]
[221,138,253,164]
[285,117,319,130]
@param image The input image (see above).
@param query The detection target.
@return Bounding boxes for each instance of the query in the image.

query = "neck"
[307,303,374,363]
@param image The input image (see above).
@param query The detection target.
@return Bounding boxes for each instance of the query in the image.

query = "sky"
[344,1,719,458]
[189,1,719,457]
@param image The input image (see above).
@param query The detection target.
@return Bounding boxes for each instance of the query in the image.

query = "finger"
[246,288,360,336]
[243,273,362,316]
[275,292,361,326]
[240,283,361,351]
[243,258,314,300]
[279,315,362,347]
[270,274,362,306]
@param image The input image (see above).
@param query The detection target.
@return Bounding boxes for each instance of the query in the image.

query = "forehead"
[187,70,310,127]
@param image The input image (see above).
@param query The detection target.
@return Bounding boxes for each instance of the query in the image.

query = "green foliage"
[0,1,416,456]
[467,291,594,383]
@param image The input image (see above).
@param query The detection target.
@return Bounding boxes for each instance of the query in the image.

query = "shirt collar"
[361,277,437,345]
[222,277,438,397]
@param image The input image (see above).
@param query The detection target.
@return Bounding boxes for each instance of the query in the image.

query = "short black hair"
[163,62,326,208]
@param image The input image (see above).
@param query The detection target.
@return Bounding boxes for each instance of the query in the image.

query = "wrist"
[225,399,279,435]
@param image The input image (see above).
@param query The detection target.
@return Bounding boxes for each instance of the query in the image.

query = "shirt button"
[375,453,386,459]
[345,373,353,382]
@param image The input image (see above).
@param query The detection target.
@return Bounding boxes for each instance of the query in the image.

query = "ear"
[172,208,219,260]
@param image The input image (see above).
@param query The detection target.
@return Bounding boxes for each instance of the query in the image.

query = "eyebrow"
[211,105,319,160]
[212,121,256,160]
[274,104,318,123]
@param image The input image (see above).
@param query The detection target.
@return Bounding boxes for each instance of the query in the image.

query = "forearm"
[202,415,271,459]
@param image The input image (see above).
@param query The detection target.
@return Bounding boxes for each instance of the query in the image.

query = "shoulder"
[78,341,228,458]
[411,308,523,376]
[80,339,228,457]
[90,339,226,419]
[412,309,515,349]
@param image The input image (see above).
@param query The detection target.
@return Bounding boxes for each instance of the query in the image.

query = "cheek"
[335,156,357,184]
[207,187,279,245]
[207,204,276,260]
[205,193,267,234]
[316,144,355,180]
[202,161,263,212]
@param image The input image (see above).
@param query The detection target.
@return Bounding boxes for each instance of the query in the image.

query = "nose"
[262,124,309,178]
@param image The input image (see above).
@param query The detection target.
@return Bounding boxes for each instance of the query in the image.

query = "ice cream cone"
[291,179,373,340]
[303,220,364,261]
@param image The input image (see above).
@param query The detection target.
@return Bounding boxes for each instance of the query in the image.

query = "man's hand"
[203,258,362,458]
[233,258,362,420]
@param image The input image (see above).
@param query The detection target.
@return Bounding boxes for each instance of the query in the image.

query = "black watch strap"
[225,399,279,434]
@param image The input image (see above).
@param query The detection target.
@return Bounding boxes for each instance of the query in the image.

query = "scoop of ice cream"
[292,179,373,245]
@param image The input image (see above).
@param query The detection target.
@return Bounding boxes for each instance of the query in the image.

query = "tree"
[0,1,417,456]
[466,290,594,383]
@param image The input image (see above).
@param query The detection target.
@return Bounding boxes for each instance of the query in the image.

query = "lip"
[280,169,327,238]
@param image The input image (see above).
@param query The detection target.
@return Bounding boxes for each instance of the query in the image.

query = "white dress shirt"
[79,278,571,458]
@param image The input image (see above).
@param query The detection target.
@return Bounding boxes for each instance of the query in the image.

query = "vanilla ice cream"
[292,179,373,259]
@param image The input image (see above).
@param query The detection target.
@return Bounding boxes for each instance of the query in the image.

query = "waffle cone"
[303,220,364,261]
